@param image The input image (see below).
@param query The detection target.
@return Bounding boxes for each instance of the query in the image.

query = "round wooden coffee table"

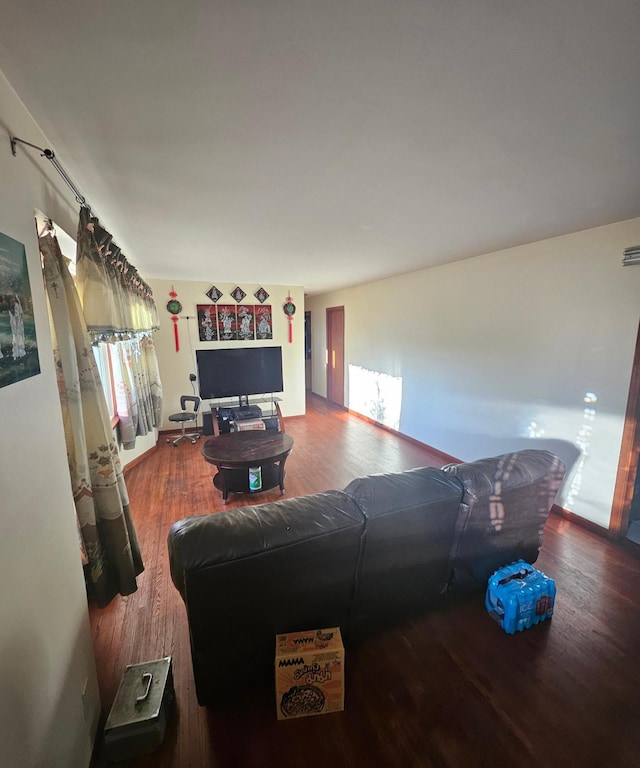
[201,430,294,502]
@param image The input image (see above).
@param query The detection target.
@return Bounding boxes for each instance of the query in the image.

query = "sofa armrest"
[442,449,566,588]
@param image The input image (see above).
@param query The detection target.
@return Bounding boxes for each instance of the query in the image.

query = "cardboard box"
[275,627,344,720]
[235,418,266,432]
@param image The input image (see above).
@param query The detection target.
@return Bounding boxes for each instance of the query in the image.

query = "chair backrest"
[180,395,200,413]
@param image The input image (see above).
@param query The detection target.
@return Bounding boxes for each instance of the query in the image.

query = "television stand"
[201,395,284,436]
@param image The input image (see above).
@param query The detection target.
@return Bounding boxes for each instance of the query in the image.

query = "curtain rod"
[10,135,89,208]
[10,134,156,303]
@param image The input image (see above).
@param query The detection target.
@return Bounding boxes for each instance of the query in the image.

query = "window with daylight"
[92,341,117,423]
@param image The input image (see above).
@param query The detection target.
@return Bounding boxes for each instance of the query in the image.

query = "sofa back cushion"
[167,490,364,705]
[442,449,566,589]
[343,467,463,635]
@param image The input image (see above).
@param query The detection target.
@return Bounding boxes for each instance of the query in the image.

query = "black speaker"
[217,416,232,434]
[202,411,214,436]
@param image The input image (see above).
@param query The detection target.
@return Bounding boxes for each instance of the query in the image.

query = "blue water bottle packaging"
[485,560,556,634]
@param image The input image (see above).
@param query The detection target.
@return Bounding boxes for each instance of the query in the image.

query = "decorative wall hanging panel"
[217,304,238,341]
[230,286,246,303]
[255,304,273,340]
[197,304,218,341]
[206,285,223,303]
[0,231,40,388]
[254,287,269,304]
[237,304,255,341]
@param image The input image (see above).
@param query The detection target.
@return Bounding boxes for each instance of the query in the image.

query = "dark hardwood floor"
[90,394,640,768]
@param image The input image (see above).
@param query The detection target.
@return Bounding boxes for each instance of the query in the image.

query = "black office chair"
[167,395,201,446]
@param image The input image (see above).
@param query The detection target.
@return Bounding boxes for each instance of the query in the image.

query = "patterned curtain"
[142,335,163,426]
[75,206,158,336]
[74,206,163,448]
[41,233,144,606]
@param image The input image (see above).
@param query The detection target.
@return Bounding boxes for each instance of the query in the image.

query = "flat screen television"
[196,346,284,405]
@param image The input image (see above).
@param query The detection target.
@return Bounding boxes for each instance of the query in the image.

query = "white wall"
[0,73,100,766]
[307,218,640,530]
[118,429,157,467]
[149,279,306,428]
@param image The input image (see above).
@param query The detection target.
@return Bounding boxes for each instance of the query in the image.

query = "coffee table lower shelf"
[212,462,286,501]
[201,430,294,503]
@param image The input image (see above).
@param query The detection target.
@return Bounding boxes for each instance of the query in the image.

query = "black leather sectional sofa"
[168,449,565,705]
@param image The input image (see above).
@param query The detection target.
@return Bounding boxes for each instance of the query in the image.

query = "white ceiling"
[1,1,640,295]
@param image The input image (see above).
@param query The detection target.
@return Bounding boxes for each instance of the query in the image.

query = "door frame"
[304,310,312,391]
[611,319,640,537]
[326,305,344,407]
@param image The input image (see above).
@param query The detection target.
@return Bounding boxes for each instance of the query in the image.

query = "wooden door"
[326,306,344,407]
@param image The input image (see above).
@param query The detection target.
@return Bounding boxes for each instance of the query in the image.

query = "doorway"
[326,306,344,407]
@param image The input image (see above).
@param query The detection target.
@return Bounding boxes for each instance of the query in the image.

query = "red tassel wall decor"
[171,316,180,351]
[166,286,182,352]
[283,293,296,344]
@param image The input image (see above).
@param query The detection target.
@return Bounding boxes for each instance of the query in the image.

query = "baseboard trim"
[344,405,460,466]
[307,391,460,466]
[122,444,158,474]
[550,503,612,537]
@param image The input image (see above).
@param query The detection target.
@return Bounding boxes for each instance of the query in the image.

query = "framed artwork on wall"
[0,231,40,388]
[237,304,255,341]
[197,304,218,341]
[217,304,237,341]
[255,304,273,340]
